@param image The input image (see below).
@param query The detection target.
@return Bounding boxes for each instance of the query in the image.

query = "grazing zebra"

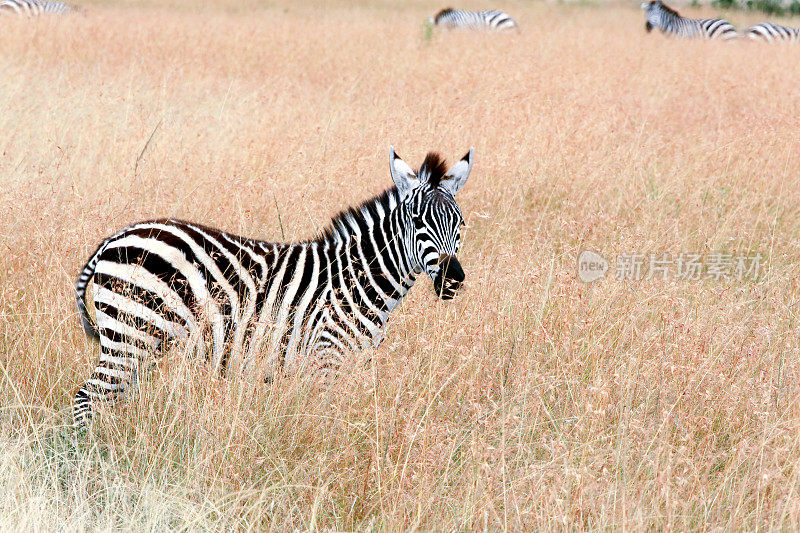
[641,0,737,40]
[72,148,474,429]
[429,8,518,30]
[0,0,74,16]
[746,22,800,42]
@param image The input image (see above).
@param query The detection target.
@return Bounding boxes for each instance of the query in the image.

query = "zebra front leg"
[73,341,142,430]
[308,343,376,391]
[307,345,345,387]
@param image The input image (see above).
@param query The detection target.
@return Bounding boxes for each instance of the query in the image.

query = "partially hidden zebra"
[746,22,800,42]
[0,0,74,16]
[641,0,737,40]
[72,148,474,429]
[429,8,518,30]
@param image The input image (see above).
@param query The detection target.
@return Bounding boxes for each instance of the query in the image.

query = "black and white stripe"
[0,0,74,16]
[746,22,800,42]
[641,0,737,40]
[430,8,517,30]
[72,148,474,429]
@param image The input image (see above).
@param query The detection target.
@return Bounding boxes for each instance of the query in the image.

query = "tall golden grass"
[1,0,799,528]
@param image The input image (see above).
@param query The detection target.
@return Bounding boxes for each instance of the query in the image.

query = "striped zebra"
[641,0,737,40]
[72,148,474,429]
[429,8,518,31]
[0,0,74,16]
[746,22,800,42]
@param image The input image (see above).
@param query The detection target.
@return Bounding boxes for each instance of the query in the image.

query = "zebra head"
[642,0,673,32]
[389,147,473,300]
[432,7,454,25]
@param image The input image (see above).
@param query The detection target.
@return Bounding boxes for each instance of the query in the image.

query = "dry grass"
[1,0,800,529]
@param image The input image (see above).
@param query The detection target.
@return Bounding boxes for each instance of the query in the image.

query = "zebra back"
[0,0,74,17]
[747,22,800,42]
[432,8,518,30]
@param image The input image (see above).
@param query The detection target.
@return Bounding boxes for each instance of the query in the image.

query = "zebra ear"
[441,147,473,196]
[389,146,419,200]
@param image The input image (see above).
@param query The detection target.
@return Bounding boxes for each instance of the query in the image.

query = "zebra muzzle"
[433,255,465,300]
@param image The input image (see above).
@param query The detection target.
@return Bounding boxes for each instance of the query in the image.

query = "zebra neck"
[319,188,419,321]
[656,6,681,27]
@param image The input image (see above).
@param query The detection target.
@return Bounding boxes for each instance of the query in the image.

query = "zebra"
[746,22,800,42]
[71,148,474,429]
[0,0,74,16]
[429,8,518,31]
[641,0,737,40]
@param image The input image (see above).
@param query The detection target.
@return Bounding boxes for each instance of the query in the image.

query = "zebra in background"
[429,8,518,30]
[746,22,800,42]
[71,148,474,429]
[641,0,737,40]
[0,0,74,16]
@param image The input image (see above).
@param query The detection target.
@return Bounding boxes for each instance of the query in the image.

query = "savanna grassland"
[1,0,800,529]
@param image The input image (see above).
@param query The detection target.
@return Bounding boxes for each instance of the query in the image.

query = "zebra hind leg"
[73,340,142,431]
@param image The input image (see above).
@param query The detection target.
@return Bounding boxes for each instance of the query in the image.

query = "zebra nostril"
[439,256,465,283]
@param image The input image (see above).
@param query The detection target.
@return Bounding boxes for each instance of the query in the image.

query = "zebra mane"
[655,1,681,17]
[419,152,449,188]
[314,152,449,243]
[434,7,454,22]
[314,187,398,243]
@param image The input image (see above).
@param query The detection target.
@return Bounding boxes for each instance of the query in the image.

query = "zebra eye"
[414,219,425,229]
